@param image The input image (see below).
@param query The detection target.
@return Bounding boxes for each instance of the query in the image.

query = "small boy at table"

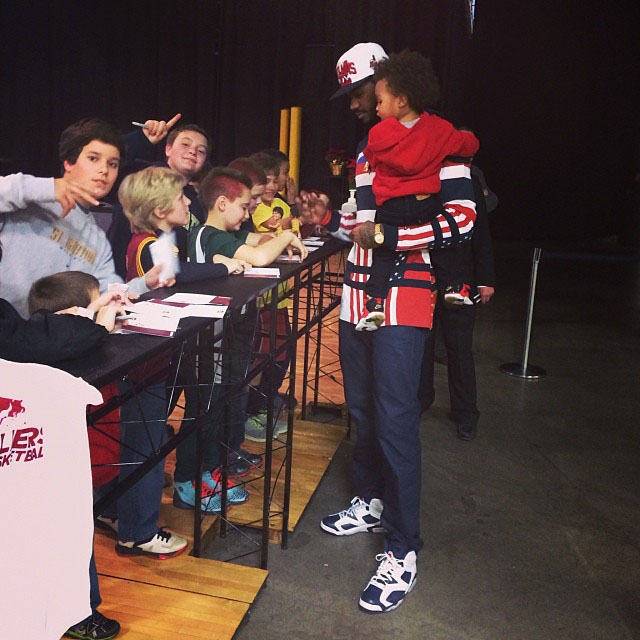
[118,166,249,281]
[188,167,307,452]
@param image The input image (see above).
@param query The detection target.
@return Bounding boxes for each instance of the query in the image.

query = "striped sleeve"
[387,161,476,252]
[136,236,156,277]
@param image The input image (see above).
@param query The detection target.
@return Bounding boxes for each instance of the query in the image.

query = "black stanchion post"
[501,247,547,379]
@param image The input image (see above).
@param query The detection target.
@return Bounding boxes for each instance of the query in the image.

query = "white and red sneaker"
[444,283,479,306]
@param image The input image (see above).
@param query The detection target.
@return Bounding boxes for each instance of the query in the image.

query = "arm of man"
[471,170,496,303]
[353,161,477,252]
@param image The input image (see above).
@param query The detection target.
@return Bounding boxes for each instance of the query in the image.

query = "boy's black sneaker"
[356,298,386,332]
[64,609,120,639]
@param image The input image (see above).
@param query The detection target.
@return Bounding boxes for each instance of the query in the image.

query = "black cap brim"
[330,76,371,100]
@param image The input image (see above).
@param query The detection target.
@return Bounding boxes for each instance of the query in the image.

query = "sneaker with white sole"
[320,496,385,536]
[356,298,386,332]
[444,283,479,306]
[115,527,187,559]
[244,410,288,442]
[95,516,118,535]
[64,608,120,639]
[359,550,417,613]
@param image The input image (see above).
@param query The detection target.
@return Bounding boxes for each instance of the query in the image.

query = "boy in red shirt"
[359,50,480,331]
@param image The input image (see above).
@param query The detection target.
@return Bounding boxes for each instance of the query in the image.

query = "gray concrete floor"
[209,242,640,640]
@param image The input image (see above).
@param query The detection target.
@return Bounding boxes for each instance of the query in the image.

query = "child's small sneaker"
[228,448,263,476]
[444,284,478,306]
[95,516,118,535]
[115,527,187,559]
[356,298,386,332]
[173,480,224,513]
[204,469,250,505]
[64,608,120,639]
[244,410,288,441]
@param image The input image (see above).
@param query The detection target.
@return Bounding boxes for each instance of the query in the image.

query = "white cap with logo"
[330,42,388,100]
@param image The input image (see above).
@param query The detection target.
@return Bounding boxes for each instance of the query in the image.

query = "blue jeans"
[89,549,100,610]
[95,382,167,542]
[339,320,428,556]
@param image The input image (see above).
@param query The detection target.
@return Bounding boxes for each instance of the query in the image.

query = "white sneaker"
[95,516,118,535]
[359,550,417,613]
[115,528,187,559]
[320,496,385,536]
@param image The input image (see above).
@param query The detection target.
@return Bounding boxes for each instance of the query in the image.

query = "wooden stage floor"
[82,265,347,638]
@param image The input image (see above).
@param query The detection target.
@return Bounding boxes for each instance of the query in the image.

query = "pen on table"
[131,121,148,129]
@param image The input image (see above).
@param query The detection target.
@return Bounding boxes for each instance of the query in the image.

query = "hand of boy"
[141,113,182,144]
[54,179,100,217]
[283,231,309,261]
[144,263,175,289]
[213,255,251,275]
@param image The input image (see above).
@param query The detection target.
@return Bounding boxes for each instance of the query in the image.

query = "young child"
[188,167,307,448]
[261,148,299,213]
[118,165,249,281]
[227,157,267,233]
[116,165,250,513]
[360,50,480,331]
[25,270,129,640]
[249,152,300,236]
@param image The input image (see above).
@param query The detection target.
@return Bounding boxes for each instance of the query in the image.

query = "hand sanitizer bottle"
[341,189,357,215]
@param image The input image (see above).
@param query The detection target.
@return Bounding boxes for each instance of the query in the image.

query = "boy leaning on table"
[187,167,307,466]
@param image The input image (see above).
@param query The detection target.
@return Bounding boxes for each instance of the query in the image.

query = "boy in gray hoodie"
[0,118,168,317]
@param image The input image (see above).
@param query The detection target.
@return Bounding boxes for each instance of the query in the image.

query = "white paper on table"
[305,245,320,252]
[303,238,325,246]
[128,300,183,319]
[163,293,231,305]
[181,304,228,319]
[149,230,180,282]
[275,254,302,263]
[117,313,180,337]
[244,267,281,278]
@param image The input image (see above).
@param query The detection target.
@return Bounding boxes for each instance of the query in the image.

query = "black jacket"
[0,299,107,365]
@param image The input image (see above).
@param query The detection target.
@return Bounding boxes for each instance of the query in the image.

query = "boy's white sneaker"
[320,496,385,535]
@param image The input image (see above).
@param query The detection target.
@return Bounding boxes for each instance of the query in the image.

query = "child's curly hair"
[373,50,441,113]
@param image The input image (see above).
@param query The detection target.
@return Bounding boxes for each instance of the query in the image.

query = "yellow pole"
[289,106,302,187]
[279,108,290,155]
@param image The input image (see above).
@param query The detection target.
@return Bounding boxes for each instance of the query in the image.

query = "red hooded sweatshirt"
[365,112,479,206]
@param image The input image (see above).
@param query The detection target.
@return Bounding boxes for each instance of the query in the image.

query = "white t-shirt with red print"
[0,358,102,640]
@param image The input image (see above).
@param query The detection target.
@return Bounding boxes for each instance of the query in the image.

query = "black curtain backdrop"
[1,1,638,242]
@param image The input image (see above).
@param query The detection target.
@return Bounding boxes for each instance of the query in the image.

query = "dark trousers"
[171,332,223,482]
[339,320,428,556]
[421,299,479,426]
[366,195,466,301]
[89,550,100,610]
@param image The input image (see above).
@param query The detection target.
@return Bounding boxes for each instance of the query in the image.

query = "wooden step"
[227,419,347,543]
[91,576,249,640]
[94,533,267,604]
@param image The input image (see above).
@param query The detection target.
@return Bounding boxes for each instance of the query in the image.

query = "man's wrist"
[380,224,398,250]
